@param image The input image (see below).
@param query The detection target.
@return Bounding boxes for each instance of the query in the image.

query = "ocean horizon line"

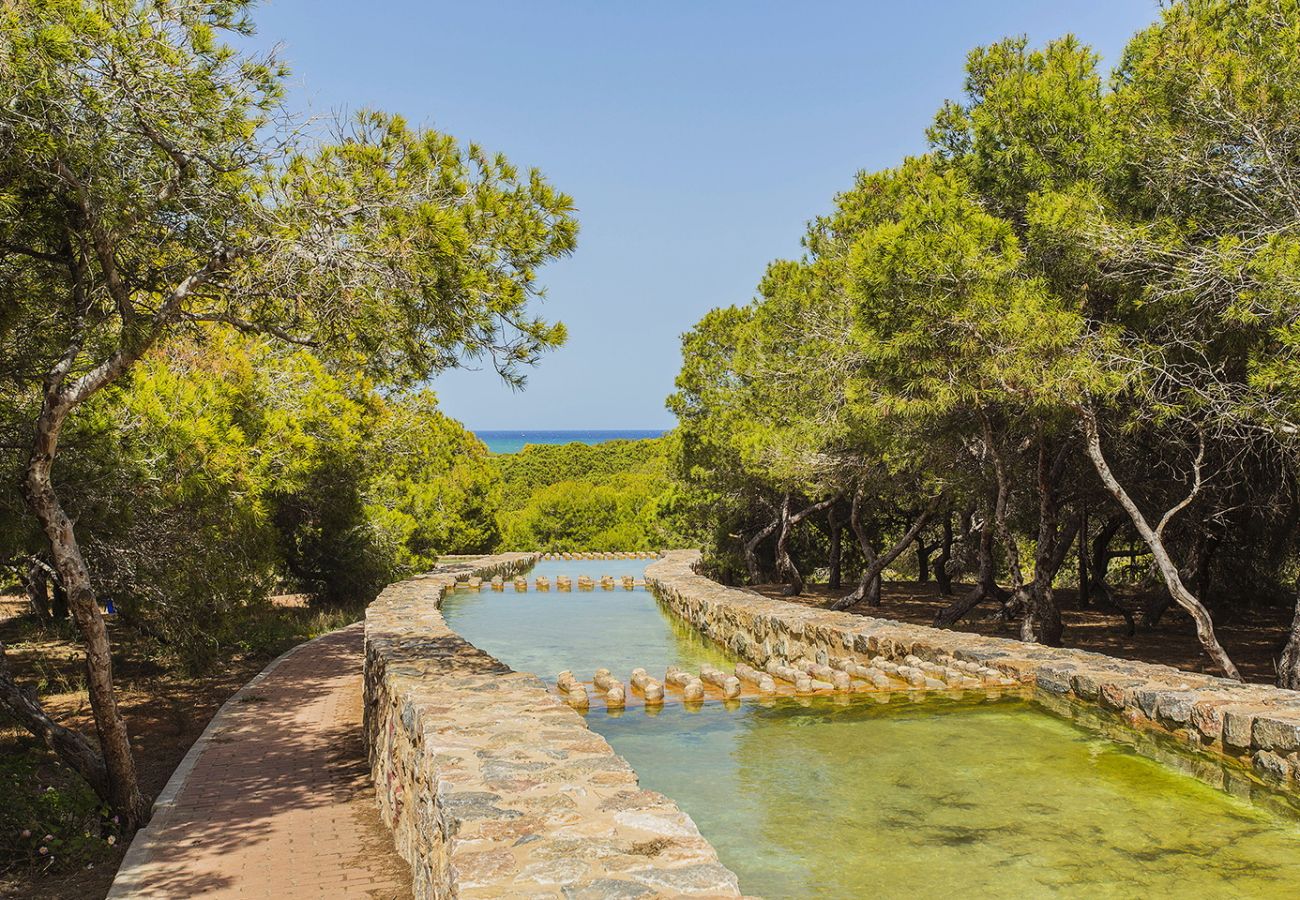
[472,427,668,454]
[471,427,670,432]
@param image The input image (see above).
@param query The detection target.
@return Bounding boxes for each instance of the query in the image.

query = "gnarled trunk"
[1020,437,1070,647]
[827,505,843,591]
[1081,411,1241,681]
[1089,513,1137,635]
[24,392,150,826]
[831,491,943,611]
[1278,590,1300,690]
[845,486,880,607]
[775,494,837,596]
[0,641,109,797]
[1148,529,1219,628]
[979,414,1032,627]
[774,493,801,595]
[934,508,1001,627]
[934,513,954,596]
[22,560,52,620]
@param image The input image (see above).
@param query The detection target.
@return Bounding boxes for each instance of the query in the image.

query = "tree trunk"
[934,513,954,596]
[831,492,943,611]
[51,577,69,621]
[916,536,931,583]
[25,394,150,826]
[743,513,780,584]
[1089,513,1137,635]
[1090,515,1122,601]
[775,494,837,597]
[1021,436,1066,647]
[934,506,1001,627]
[1080,411,1242,681]
[8,252,224,827]
[1077,506,1090,609]
[1150,530,1219,628]
[827,505,843,591]
[23,560,52,620]
[1278,590,1300,690]
[1021,512,1081,644]
[982,424,1035,628]
[841,485,879,609]
[774,493,802,595]
[1046,515,1082,583]
[0,641,109,797]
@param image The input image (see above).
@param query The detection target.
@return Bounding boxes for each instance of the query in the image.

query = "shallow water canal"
[440,556,733,679]
[441,558,1300,898]
[598,694,1300,898]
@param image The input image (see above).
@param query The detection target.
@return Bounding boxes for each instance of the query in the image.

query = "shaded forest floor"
[750,581,1291,685]
[0,596,363,899]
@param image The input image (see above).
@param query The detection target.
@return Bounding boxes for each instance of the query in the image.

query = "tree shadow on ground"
[124,625,410,898]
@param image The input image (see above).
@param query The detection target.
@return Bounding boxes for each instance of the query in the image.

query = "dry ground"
[0,596,361,899]
[751,580,1291,684]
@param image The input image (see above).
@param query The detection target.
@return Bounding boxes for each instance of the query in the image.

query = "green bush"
[1,329,505,671]
[495,438,684,551]
[0,742,121,876]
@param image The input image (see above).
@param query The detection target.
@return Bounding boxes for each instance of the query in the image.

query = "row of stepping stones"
[456,575,647,591]
[539,551,660,560]
[555,655,1019,710]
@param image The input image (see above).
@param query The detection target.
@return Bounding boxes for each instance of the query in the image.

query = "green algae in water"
[590,694,1300,898]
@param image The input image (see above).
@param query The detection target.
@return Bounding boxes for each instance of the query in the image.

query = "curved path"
[107,623,410,899]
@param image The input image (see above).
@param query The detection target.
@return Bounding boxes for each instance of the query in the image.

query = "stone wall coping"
[364,551,742,899]
[646,549,1300,790]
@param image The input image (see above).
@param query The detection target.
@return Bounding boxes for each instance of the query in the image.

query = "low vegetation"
[495,438,681,552]
[4,331,502,672]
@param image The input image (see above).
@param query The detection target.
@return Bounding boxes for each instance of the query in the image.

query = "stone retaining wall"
[646,550,1300,795]
[364,552,742,899]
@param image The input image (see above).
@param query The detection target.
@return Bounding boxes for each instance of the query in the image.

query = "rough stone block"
[1070,670,1103,701]
[1134,688,1164,720]
[1155,691,1199,727]
[1223,708,1258,750]
[1253,750,1293,782]
[1190,700,1227,742]
[1252,714,1300,753]
[1035,665,1076,696]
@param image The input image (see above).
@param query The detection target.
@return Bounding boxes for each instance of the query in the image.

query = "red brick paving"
[108,624,411,899]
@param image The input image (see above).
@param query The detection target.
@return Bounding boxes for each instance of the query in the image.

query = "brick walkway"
[108,623,411,899]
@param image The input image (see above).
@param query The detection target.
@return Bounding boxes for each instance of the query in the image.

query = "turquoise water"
[441,559,731,680]
[473,428,666,454]
[440,556,1300,898]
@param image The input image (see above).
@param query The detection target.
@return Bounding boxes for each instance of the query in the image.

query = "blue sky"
[245,1,1163,429]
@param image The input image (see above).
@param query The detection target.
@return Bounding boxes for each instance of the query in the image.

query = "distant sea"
[475,429,666,455]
